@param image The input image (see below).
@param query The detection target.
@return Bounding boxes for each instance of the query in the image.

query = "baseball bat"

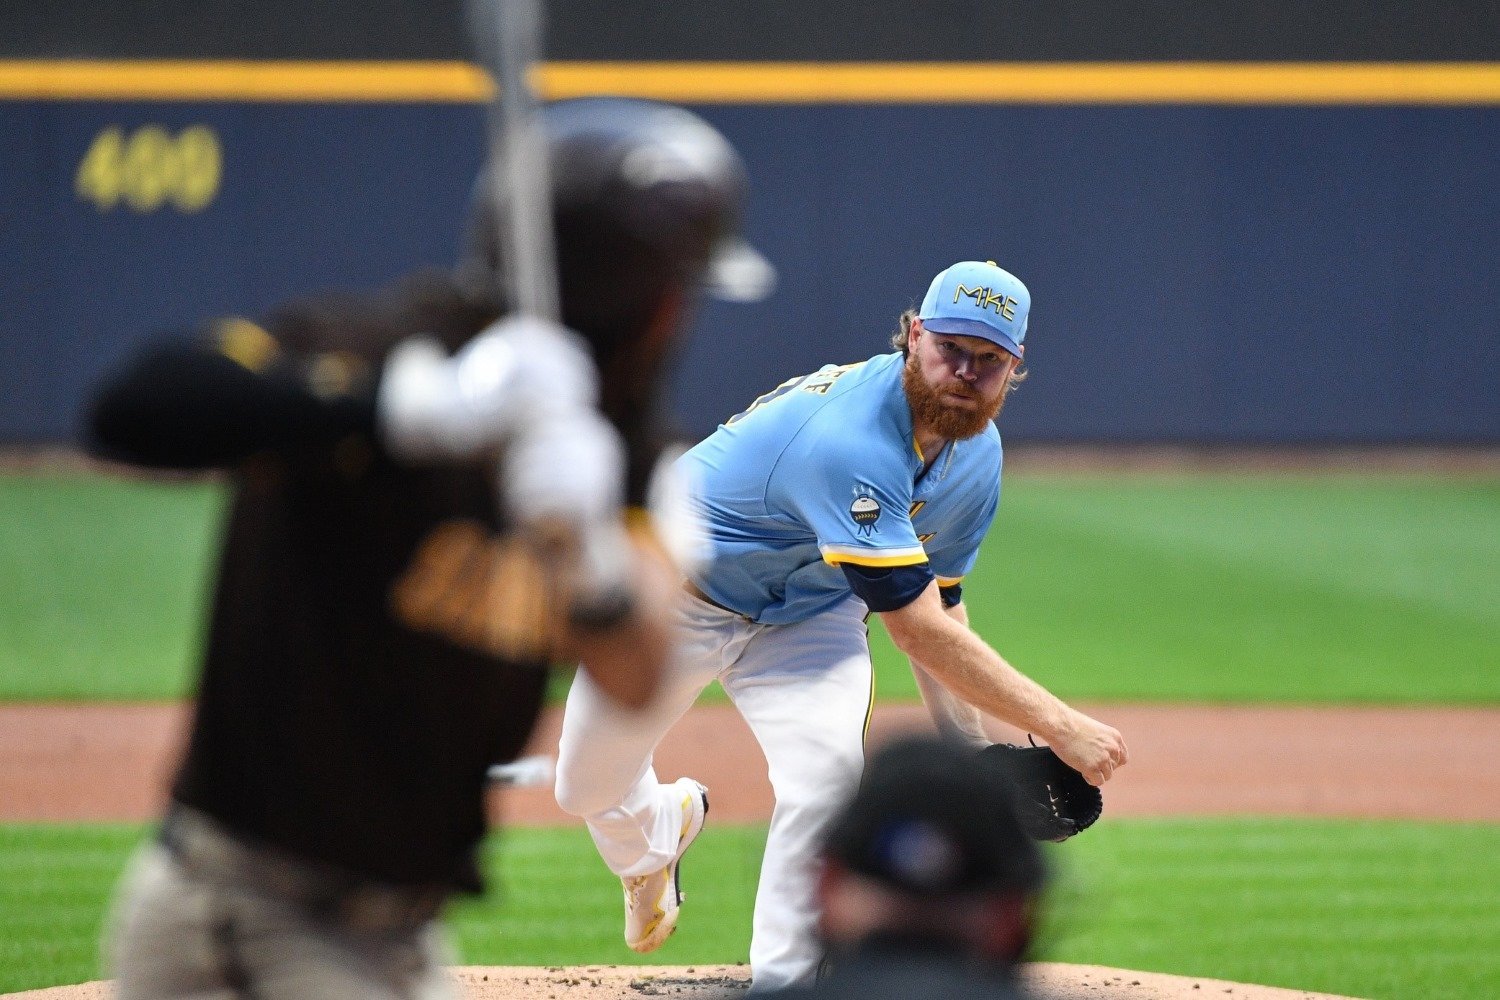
[487,754,556,788]
[466,0,560,324]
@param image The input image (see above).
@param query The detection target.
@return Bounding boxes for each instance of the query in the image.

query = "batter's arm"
[86,326,376,470]
[564,528,673,710]
[878,581,1128,786]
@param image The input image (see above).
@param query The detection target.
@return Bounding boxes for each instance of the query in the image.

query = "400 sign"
[75,124,222,213]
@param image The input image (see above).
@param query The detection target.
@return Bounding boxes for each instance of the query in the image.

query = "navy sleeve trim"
[841,562,934,613]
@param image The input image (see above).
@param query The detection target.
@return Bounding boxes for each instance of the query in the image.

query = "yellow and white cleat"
[622,777,709,953]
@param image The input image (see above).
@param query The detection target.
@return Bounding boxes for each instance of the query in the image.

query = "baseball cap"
[917,260,1030,359]
[823,736,1046,896]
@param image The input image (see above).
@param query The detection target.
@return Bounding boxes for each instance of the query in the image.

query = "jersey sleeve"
[840,562,935,612]
[86,319,376,470]
[797,466,924,571]
[771,428,929,574]
[923,470,1002,594]
[803,449,937,611]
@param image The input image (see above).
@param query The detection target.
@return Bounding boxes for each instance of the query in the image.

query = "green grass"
[873,475,1500,704]
[2,471,1497,703]
[449,824,765,966]
[1045,818,1500,999]
[3,820,1498,998]
[0,474,224,700]
[0,824,149,993]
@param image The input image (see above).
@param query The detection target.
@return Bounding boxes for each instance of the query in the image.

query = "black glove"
[979,740,1103,842]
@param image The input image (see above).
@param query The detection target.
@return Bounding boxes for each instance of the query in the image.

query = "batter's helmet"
[458,97,774,367]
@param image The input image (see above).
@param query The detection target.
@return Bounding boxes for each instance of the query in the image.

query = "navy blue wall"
[3,101,481,443]
[3,99,1497,443]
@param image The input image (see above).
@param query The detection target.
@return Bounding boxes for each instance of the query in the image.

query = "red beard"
[902,354,1006,441]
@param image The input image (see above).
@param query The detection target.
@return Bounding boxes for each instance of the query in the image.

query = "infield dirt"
[6,700,1496,1000]
[4,701,1497,824]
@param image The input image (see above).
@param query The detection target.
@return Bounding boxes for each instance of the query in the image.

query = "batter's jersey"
[683,351,1002,625]
[88,274,614,894]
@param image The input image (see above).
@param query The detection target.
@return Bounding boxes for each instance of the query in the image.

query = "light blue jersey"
[682,351,1002,625]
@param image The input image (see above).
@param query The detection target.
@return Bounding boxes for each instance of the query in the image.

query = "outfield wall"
[7,0,1498,61]
[3,4,1497,444]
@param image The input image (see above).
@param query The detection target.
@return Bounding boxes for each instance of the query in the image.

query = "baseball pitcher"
[553,260,1128,991]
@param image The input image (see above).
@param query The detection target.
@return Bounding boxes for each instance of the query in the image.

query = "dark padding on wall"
[3,0,1498,61]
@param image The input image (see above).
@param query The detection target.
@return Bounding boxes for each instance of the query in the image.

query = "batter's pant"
[106,809,457,1000]
[555,593,873,992]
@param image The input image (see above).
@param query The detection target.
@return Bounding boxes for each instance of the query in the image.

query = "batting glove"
[377,314,598,461]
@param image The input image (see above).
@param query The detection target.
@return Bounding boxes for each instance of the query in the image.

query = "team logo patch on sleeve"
[849,491,882,536]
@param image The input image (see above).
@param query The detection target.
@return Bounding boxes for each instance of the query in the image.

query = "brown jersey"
[93,273,562,892]
[173,449,549,892]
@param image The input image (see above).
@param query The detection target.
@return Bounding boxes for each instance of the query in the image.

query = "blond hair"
[891,309,1028,393]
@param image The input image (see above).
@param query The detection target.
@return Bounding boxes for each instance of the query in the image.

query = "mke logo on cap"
[953,284,1019,321]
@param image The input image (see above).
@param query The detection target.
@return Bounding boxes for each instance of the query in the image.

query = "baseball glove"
[979,740,1103,842]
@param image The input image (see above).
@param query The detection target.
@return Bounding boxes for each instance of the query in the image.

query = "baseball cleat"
[622,777,709,953]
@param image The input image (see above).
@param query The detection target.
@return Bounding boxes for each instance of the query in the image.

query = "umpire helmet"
[459,98,773,367]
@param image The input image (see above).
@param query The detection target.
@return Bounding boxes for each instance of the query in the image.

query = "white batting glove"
[502,406,624,528]
[502,408,636,626]
[377,314,598,461]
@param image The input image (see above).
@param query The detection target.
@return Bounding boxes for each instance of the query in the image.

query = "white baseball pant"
[555,591,873,991]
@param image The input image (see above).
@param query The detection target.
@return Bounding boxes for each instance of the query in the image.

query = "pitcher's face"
[903,321,1020,440]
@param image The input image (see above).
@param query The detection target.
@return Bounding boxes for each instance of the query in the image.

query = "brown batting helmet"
[458,97,774,369]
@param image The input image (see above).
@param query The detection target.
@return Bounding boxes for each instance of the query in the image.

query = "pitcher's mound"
[462,964,1363,999]
[3,964,1362,1000]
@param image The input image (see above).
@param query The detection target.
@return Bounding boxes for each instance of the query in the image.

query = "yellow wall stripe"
[0,60,490,103]
[545,61,1500,105]
[2,60,1499,105]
